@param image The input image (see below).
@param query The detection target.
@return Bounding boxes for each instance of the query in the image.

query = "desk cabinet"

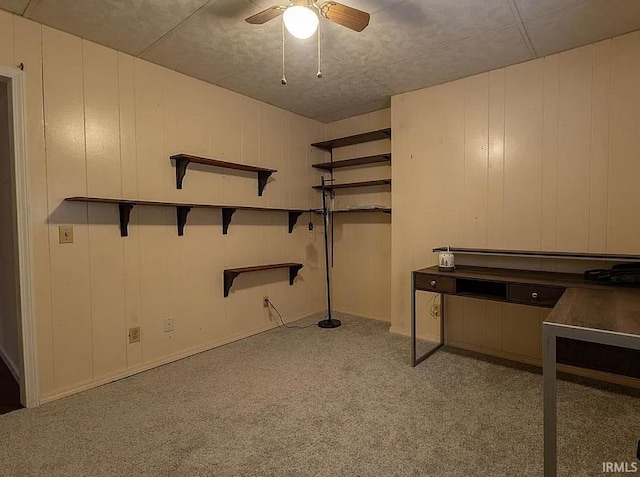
[508,284,565,308]
[414,274,455,294]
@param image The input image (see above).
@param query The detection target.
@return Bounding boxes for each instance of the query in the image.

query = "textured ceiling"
[3,0,640,122]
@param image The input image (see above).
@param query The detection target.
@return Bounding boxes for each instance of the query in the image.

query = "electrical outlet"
[129,327,140,343]
[432,303,441,318]
[263,296,269,308]
[58,225,74,244]
[164,317,174,332]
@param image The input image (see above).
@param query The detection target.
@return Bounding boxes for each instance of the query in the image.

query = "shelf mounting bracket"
[176,206,192,236]
[222,208,237,235]
[288,211,303,233]
[175,157,191,189]
[257,171,274,197]
[223,270,240,297]
[118,203,134,237]
[289,264,303,285]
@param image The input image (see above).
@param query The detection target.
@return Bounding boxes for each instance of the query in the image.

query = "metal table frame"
[543,322,640,477]
[411,272,446,367]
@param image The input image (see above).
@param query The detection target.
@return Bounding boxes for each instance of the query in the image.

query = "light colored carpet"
[1,313,639,477]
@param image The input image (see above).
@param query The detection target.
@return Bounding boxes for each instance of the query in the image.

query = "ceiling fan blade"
[245,5,286,25]
[320,2,370,32]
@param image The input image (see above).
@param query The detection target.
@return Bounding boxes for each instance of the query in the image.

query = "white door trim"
[0,65,39,408]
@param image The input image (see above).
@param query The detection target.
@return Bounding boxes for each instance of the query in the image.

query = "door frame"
[0,65,38,408]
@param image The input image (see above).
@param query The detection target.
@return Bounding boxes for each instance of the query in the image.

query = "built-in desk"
[411,265,628,366]
[542,288,640,476]
[411,265,640,477]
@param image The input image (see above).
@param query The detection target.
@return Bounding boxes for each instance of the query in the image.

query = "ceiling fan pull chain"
[317,18,323,79]
[281,20,287,85]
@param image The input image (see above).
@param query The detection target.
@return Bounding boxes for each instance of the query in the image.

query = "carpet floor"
[0,313,638,477]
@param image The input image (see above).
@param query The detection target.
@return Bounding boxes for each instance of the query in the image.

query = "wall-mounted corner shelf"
[312,179,391,191]
[170,154,276,196]
[312,154,391,171]
[431,247,640,262]
[223,263,303,297]
[311,128,391,152]
[65,197,306,236]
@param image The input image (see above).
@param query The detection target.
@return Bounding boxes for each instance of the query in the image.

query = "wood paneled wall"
[0,11,326,402]
[325,109,391,322]
[391,32,640,364]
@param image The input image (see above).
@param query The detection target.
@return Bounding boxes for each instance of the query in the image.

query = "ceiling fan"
[246,1,370,83]
[246,0,370,39]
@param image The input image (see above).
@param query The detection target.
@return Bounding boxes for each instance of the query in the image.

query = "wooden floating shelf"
[432,247,640,262]
[311,128,391,152]
[170,154,276,196]
[312,207,391,215]
[65,197,306,236]
[312,154,391,171]
[223,263,303,297]
[312,179,391,191]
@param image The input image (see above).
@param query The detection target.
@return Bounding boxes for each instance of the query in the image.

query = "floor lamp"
[318,176,341,329]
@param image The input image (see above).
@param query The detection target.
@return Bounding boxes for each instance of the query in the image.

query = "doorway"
[0,67,38,410]
[0,79,23,414]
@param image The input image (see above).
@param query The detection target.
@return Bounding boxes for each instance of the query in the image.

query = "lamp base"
[317,318,341,329]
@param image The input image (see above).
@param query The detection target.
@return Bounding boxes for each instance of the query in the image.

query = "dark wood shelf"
[311,128,391,152]
[312,179,391,191]
[223,263,303,297]
[312,207,391,215]
[431,247,640,262]
[65,197,306,236]
[312,154,391,171]
[170,154,276,196]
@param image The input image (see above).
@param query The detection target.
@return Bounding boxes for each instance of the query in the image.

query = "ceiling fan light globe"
[283,5,319,39]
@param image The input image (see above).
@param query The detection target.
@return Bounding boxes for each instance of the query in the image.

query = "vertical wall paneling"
[588,40,611,253]
[392,32,640,367]
[556,46,592,252]
[42,27,93,390]
[541,54,559,252]
[487,69,505,249]
[13,16,56,395]
[83,40,128,380]
[325,109,391,322]
[608,31,640,253]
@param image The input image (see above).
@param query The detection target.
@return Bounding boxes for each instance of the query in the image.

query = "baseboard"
[0,343,20,382]
[444,340,542,367]
[41,308,325,404]
[387,330,640,389]
[388,326,439,343]
[333,308,390,323]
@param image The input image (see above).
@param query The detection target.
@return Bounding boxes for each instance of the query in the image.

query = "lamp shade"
[283,5,319,39]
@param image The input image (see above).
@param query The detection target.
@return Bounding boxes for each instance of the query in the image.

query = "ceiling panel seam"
[22,0,40,17]
[137,0,219,58]
[507,0,538,58]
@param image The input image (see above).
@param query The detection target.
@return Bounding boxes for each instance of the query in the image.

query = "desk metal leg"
[411,273,417,366]
[543,324,557,477]
[411,273,445,367]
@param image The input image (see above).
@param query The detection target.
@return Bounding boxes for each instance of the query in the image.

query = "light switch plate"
[58,225,74,244]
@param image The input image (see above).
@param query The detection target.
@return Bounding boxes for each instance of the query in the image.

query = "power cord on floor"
[266,298,319,329]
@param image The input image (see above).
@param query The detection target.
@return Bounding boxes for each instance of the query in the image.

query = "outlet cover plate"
[164,317,175,332]
[129,327,141,343]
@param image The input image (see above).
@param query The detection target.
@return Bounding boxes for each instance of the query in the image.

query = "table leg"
[411,272,417,366]
[412,275,445,366]
[543,324,557,477]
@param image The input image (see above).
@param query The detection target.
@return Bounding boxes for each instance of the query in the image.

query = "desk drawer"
[415,274,455,294]
[508,283,565,307]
